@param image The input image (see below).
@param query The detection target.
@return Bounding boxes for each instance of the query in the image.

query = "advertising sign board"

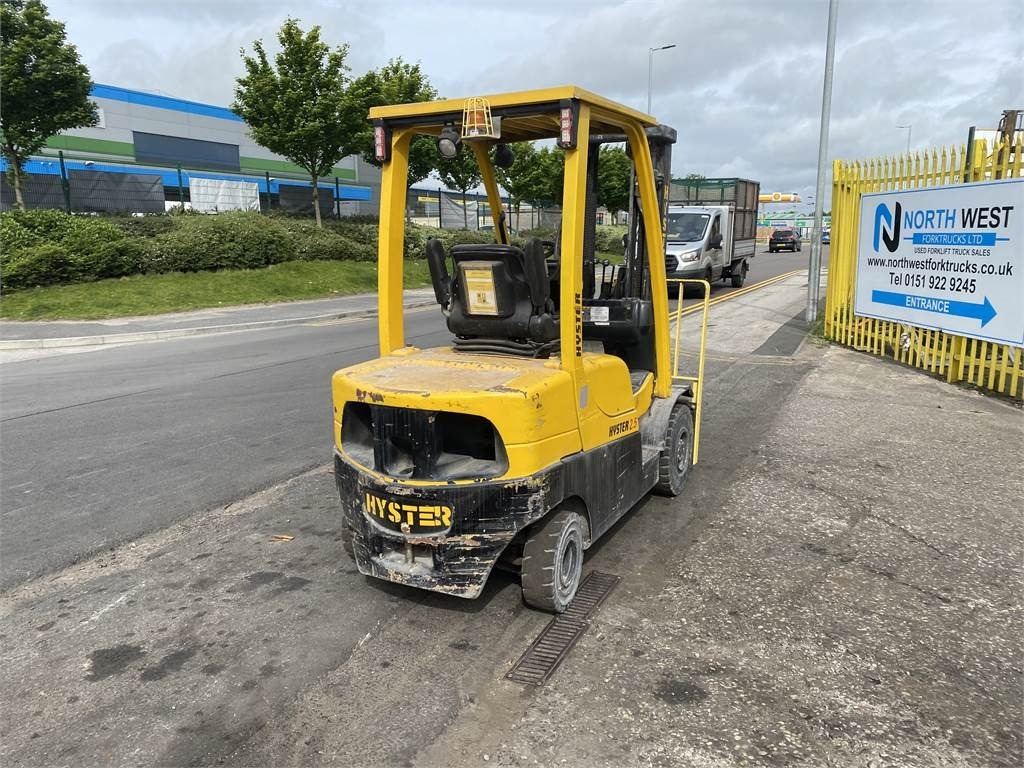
[855,179,1023,346]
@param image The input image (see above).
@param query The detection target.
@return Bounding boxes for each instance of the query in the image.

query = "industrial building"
[0,84,381,215]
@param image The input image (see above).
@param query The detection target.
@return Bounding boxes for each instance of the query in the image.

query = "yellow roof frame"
[369,85,657,126]
[373,85,672,398]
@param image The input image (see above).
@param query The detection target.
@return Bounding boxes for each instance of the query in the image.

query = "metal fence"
[0,152,361,218]
[825,136,1024,399]
[407,188,562,231]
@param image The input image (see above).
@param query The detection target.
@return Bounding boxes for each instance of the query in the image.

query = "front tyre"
[655,403,694,496]
[521,509,585,613]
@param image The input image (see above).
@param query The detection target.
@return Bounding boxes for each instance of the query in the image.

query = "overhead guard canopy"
[368,85,660,141]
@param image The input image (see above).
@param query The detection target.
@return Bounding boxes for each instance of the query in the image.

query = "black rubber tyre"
[768,247,775,253]
[521,509,585,613]
[731,261,747,288]
[340,515,355,559]
[655,403,694,496]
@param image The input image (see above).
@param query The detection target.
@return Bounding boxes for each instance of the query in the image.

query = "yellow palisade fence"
[825,136,1024,399]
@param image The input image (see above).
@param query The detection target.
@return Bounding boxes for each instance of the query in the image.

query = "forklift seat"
[426,239,559,355]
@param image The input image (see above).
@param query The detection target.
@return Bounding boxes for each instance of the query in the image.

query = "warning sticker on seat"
[462,265,499,315]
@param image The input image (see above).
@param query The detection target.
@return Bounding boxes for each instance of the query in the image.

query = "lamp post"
[897,123,912,154]
[647,44,676,114]
[806,0,839,325]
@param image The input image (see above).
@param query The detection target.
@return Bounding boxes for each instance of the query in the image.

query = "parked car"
[769,228,801,253]
[821,229,831,244]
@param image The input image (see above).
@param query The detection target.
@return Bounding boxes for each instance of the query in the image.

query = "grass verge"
[0,260,431,321]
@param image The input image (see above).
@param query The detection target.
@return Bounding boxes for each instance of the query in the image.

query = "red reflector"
[560,107,573,145]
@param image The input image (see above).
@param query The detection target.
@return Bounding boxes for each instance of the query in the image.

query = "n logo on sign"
[873,202,902,253]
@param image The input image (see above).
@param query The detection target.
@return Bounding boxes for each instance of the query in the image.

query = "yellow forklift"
[332,87,707,612]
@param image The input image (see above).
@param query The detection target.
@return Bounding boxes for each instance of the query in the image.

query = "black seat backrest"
[437,241,557,344]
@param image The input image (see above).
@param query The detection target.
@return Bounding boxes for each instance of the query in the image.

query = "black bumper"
[333,453,557,599]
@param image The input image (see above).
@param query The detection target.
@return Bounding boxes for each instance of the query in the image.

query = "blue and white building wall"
[1,83,380,214]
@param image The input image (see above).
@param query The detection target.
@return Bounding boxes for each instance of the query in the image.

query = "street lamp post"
[647,44,676,114]
[897,123,912,154]
[806,0,839,325]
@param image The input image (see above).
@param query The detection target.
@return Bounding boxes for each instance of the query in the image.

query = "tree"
[537,146,566,206]
[493,142,537,224]
[436,147,482,229]
[596,145,631,219]
[351,58,438,189]
[0,0,98,210]
[234,19,363,227]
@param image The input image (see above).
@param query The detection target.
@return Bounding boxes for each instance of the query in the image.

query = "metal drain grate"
[562,571,621,621]
[505,615,588,686]
[506,571,621,686]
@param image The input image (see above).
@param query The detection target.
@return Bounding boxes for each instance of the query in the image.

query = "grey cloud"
[42,0,1023,207]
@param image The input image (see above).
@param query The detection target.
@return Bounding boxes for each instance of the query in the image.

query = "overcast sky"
[46,0,1023,208]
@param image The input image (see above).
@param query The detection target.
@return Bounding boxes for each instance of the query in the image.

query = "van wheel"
[655,403,694,496]
[521,509,585,613]
[731,261,747,287]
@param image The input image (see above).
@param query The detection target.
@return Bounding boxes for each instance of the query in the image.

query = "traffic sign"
[854,179,1023,346]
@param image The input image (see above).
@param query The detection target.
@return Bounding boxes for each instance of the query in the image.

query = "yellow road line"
[671,269,804,320]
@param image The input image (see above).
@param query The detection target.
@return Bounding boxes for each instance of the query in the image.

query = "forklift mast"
[587,125,676,301]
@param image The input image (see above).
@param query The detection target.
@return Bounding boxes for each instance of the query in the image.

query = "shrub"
[113,215,177,238]
[3,208,79,243]
[61,218,126,258]
[595,225,627,254]
[1,243,79,291]
[294,229,375,262]
[146,213,293,273]
[0,214,43,256]
[90,238,149,279]
[326,219,378,245]
[518,226,557,240]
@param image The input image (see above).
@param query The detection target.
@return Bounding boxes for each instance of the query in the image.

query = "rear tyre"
[655,403,694,497]
[341,514,355,559]
[521,509,585,613]
[731,261,747,287]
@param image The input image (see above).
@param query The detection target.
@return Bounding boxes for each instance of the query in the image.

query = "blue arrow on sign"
[872,290,998,327]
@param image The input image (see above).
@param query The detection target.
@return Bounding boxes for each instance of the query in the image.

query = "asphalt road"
[1,296,822,766]
[2,258,1018,768]
[0,248,825,590]
[0,310,451,589]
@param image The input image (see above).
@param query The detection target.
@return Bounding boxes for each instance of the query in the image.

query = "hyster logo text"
[873,202,902,253]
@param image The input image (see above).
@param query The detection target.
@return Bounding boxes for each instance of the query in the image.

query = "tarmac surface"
[1,275,1021,767]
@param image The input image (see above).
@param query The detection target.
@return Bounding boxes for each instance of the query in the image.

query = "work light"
[437,125,460,159]
[494,143,514,169]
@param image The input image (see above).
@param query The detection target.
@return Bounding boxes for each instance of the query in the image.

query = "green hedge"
[0,210,386,292]
[0,209,625,293]
[1,211,144,290]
